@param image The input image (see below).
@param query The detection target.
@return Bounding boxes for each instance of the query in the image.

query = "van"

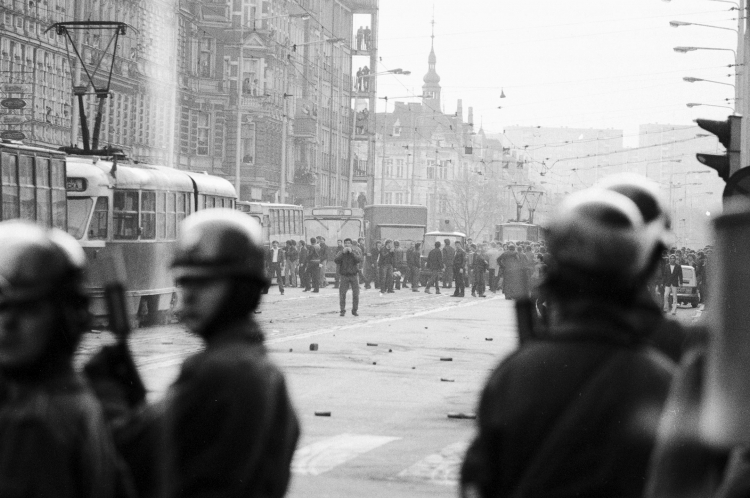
[676,265,700,308]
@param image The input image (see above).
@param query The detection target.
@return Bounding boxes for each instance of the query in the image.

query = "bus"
[495,222,546,244]
[236,201,305,247]
[66,156,237,325]
[303,206,364,278]
[0,139,67,228]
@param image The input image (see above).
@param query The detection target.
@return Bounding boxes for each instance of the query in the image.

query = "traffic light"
[696,115,741,182]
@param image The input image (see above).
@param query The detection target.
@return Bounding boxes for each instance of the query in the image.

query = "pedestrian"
[333,239,344,289]
[0,221,132,498]
[361,65,370,91]
[267,240,285,295]
[356,67,363,92]
[307,237,321,293]
[471,244,488,297]
[371,240,382,290]
[498,244,526,300]
[285,240,298,287]
[378,239,395,294]
[356,26,363,51]
[452,241,466,297]
[424,241,443,294]
[394,240,408,289]
[662,253,683,315]
[335,238,362,316]
[85,209,300,498]
[442,239,455,288]
[357,237,368,287]
[460,189,675,498]
[486,241,501,293]
[364,25,372,50]
[298,239,309,291]
[407,242,422,292]
[696,250,706,303]
[318,236,329,288]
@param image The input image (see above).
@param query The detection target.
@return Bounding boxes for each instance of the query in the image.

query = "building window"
[198,38,212,77]
[242,122,256,163]
[395,158,404,178]
[197,112,210,156]
[384,192,392,204]
[384,158,393,177]
[426,159,436,179]
[437,160,448,179]
[394,192,404,204]
[438,194,448,213]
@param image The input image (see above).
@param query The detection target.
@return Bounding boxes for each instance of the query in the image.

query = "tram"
[0,139,67,228]
[494,222,546,244]
[66,156,236,325]
[236,201,305,247]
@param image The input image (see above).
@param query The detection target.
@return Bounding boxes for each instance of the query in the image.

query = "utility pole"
[379,96,388,203]
[740,0,749,171]
[410,107,418,203]
[234,21,245,198]
[69,0,85,147]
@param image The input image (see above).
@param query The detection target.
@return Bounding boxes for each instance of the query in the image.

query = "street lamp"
[674,46,737,59]
[683,76,735,87]
[670,20,737,32]
[686,102,735,110]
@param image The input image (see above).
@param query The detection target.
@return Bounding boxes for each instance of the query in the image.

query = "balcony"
[294,116,316,138]
[344,0,378,12]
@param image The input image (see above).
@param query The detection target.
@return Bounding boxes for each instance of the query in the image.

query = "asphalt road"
[76,284,704,498]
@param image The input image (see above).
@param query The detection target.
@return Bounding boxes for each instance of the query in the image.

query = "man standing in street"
[306,237,321,293]
[333,239,344,289]
[452,242,466,297]
[425,241,443,294]
[487,241,501,293]
[662,253,683,315]
[442,239,455,289]
[407,242,422,292]
[318,236,329,288]
[372,240,382,290]
[471,244,489,297]
[357,237,368,288]
[378,239,395,294]
[335,238,362,316]
[298,239,308,291]
[284,240,298,288]
[268,240,285,295]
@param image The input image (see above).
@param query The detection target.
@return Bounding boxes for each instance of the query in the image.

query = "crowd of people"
[1,171,744,498]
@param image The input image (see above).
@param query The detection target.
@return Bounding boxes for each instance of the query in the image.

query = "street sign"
[0,130,25,140]
[0,83,31,94]
[0,98,26,109]
[0,115,27,125]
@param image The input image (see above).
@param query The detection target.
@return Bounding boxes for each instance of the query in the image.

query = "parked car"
[675,264,700,308]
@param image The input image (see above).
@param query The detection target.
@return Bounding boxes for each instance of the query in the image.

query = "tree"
[441,174,505,241]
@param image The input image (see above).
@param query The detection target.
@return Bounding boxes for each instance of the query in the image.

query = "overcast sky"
[363,0,740,146]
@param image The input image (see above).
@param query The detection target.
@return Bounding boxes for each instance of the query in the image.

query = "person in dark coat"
[318,236,329,288]
[498,244,527,300]
[0,221,132,498]
[406,242,422,292]
[662,253,683,315]
[442,239,455,288]
[378,239,395,294]
[85,210,300,498]
[460,189,676,498]
[334,238,363,316]
[452,242,467,297]
[471,245,489,297]
[306,237,321,293]
[298,239,309,290]
[424,241,443,294]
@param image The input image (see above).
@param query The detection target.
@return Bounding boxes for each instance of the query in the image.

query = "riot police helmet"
[171,208,267,284]
[545,188,653,297]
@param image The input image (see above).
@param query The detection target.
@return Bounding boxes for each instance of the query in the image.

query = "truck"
[364,204,429,275]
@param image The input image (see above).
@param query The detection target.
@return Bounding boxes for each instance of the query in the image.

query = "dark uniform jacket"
[453,248,466,271]
[298,245,308,269]
[443,245,456,266]
[426,247,444,271]
[406,248,421,268]
[334,248,363,275]
[95,320,300,498]
[0,368,130,498]
[461,304,675,498]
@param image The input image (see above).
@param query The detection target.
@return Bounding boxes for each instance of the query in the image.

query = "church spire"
[422,7,441,107]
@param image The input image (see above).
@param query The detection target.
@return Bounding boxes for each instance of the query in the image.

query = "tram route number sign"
[0,98,27,110]
[66,177,88,192]
[0,130,25,140]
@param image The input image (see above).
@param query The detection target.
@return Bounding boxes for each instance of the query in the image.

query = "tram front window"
[89,197,109,240]
[67,197,93,240]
